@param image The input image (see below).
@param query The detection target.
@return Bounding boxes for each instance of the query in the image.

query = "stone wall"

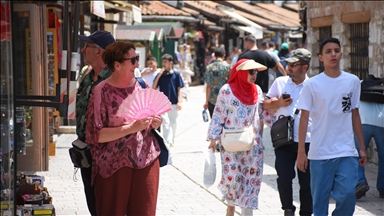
[305,1,384,164]
[306,1,384,78]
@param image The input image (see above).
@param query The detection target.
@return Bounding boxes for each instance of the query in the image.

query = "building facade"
[305,1,384,79]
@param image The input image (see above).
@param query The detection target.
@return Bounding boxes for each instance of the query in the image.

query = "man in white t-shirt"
[263,48,312,216]
[296,37,367,215]
[141,56,159,88]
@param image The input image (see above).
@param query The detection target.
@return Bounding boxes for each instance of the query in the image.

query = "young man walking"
[263,48,313,216]
[152,54,184,147]
[76,30,115,215]
[296,37,367,215]
[141,56,160,88]
[203,47,231,118]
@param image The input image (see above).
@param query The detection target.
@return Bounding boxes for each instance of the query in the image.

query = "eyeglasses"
[287,62,305,68]
[248,69,258,75]
[123,55,139,65]
[83,43,98,49]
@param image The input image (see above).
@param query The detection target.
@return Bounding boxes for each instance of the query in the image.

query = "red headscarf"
[227,59,258,105]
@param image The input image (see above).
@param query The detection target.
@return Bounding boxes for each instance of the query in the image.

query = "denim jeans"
[354,124,384,191]
[161,105,178,145]
[310,157,358,216]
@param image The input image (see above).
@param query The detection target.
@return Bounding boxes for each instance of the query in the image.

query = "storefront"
[1,0,142,214]
[0,1,77,214]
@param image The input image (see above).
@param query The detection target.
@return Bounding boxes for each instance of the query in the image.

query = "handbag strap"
[250,106,257,126]
[291,109,300,121]
[136,77,146,89]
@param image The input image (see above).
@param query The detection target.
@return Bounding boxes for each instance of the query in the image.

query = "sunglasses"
[248,69,258,75]
[123,55,139,65]
[287,62,304,68]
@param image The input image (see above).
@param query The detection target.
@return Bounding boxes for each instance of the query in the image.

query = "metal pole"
[62,0,69,125]
[72,1,80,52]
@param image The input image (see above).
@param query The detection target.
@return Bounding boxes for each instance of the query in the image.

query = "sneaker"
[356,181,370,199]
[379,190,384,198]
[284,209,295,216]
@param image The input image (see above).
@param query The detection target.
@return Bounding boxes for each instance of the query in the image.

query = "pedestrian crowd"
[74,30,383,216]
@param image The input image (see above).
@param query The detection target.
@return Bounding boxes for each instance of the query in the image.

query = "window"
[349,22,369,79]
[318,26,332,73]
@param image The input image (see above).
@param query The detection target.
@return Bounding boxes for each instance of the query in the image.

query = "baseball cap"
[78,30,115,49]
[281,42,289,50]
[236,59,267,71]
[284,48,311,63]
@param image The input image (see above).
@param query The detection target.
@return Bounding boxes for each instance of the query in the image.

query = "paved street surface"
[35,85,383,215]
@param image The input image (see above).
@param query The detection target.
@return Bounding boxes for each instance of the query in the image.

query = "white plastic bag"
[203,148,216,188]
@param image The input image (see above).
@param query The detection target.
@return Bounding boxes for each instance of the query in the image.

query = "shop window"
[318,26,332,73]
[349,22,369,79]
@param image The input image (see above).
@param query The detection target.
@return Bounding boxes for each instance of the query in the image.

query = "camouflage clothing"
[76,66,112,142]
[204,60,231,105]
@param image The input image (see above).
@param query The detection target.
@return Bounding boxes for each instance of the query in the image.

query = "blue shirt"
[156,71,184,104]
[359,101,384,127]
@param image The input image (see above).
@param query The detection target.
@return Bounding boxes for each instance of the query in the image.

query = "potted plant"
[25,107,32,128]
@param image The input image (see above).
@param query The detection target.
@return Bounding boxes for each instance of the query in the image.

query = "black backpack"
[360,75,384,103]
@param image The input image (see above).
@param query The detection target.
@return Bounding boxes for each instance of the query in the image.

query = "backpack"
[360,75,384,103]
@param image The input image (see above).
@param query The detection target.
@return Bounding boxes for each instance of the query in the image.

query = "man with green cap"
[263,48,313,216]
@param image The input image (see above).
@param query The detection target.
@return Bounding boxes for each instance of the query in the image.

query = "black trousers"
[207,102,215,119]
[81,165,97,216]
[274,142,312,216]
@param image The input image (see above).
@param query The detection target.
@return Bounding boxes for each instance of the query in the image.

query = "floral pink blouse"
[85,80,160,184]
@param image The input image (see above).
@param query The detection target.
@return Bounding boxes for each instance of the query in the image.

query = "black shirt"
[238,49,276,93]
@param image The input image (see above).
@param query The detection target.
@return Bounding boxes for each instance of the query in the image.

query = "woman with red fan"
[207,59,267,216]
[85,41,163,215]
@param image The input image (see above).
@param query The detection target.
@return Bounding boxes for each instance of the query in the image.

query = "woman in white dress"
[207,59,267,216]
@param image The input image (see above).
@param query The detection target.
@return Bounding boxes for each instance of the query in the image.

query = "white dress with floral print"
[207,84,264,210]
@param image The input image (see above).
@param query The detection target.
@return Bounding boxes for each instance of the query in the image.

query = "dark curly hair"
[102,41,136,72]
[319,37,340,55]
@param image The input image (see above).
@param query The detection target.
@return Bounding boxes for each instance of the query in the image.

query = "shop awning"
[118,24,175,42]
[289,31,303,38]
[230,25,253,34]
[167,28,184,39]
[104,1,142,23]
[230,24,263,39]
[220,9,263,39]
[115,28,156,42]
[104,0,132,11]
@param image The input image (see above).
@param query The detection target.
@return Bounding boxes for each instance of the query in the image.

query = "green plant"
[25,106,32,122]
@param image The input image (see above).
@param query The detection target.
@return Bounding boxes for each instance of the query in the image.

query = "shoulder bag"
[220,108,256,152]
[270,109,299,149]
[69,139,92,168]
[360,74,384,104]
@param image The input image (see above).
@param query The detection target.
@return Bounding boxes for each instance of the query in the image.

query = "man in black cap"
[75,30,115,215]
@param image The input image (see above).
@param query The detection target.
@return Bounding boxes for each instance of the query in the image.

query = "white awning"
[220,9,263,39]
[230,25,253,34]
[289,31,303,38]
